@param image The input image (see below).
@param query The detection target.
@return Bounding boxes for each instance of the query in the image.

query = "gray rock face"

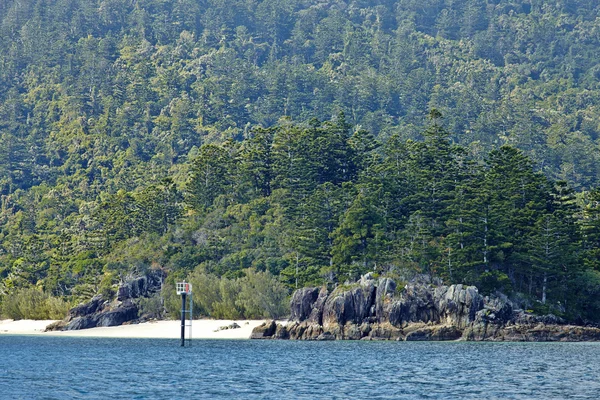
[322,278,376,329]
[117,269,165,301]
[250,320,277,339]
[251,273,597,342]
[61,271,165,331]
[290,287,320,322]
[68,295,106,319]
[307,287,329,325]
[388,283,439,327]
[435,284,484,329]
[95,301,139,327]
[375,278,396,322]
[64,300,139,330]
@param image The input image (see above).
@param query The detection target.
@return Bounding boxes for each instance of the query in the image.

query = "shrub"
[237,269,289,319]
[1,288,70,320]
[164,268,289,320]
[137,295,165,319]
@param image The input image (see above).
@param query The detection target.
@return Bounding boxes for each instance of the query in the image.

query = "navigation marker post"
[176,281,193,346]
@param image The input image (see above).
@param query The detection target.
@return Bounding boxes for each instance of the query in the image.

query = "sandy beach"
[0,319,267,339]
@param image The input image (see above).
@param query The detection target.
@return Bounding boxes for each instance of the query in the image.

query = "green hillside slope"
[1,0,600,321]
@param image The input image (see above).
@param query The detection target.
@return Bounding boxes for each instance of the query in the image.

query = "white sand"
[0,319,268,339]
[0,319,54,335]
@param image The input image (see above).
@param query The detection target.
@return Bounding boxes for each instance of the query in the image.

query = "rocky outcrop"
[321,276,376,339]
[117,270,164,301]
[252,274,600,342]
[290,287,320,321]
[64,298,139,330]
[47,270,165,331]
[250,320,277,339]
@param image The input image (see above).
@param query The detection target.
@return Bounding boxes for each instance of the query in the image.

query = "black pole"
[180,293,186,347]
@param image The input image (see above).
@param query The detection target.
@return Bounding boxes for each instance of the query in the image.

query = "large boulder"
[289,287,320,322]
[250,320,277,339]
[375,278,396,322]
[95,301,139,327]
[307,287,329,325]
[64,301,139,330]
[68,295,107,319]
[117,269,165,301]
[434,284,484,329]
[388,283,438,327]
[322,278,376,330]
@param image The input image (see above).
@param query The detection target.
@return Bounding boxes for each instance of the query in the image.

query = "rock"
[95,302,139,327]
[64,301,139,330]
[435,284,484,329]
[375,278,396,322]
[404,324,461,341]
[368,323,403,341]
[405,327,433,341]
[316,332,335,341]
[514,312,565,326]
[44,320,67,332]
[258,273,600,342]
[68,295,107,319]
[250,320,277,339]
[307,287,329,325]
[64,316,97,330]
[59,271,169,331]
[343,323,363,340]
[214,322,242,332]
[388,283,438,327]
[290,287,320,322]
[301,324,323,340]
[322,280,375,330]
[117,269,165,301]
[285,321,301,339]
[274,324,289,339]
[430,325,462,341]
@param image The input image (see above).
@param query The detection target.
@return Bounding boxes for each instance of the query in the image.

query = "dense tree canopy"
[1,0,600,321]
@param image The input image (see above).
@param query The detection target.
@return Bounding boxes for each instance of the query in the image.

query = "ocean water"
[1,336,599,399]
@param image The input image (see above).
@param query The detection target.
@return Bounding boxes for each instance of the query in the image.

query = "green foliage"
[137,295,165,319]
[166,268,288,320]
[1,288,70,320]
[478,271,513,297]
[1,1,600,322]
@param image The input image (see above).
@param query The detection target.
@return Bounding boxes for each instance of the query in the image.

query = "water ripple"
[1,337,599,399]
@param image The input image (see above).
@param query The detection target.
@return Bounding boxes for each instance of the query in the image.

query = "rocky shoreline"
[46,270,165,331]
[251,274,600,342]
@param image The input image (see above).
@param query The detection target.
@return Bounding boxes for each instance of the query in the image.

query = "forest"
[1,0,600,321]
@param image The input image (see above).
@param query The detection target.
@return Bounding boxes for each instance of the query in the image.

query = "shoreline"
[0,319,267,339]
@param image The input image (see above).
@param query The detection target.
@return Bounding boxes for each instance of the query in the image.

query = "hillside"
[1,0,600,321]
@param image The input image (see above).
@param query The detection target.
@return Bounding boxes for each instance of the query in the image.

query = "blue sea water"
[1,336,599,399]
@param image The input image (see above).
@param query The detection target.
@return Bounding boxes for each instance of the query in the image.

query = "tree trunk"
[542,272,547,305]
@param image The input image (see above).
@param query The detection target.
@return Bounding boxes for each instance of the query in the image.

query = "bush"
[137,295,165,319]
[164,268,289,320]
[211,278,244,319]
[1,288,70,320]
[237,269,289,319]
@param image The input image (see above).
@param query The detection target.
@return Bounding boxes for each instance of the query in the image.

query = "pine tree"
[331,186,385,281]
[187,144,234,211]
[580,188,600,271]
[484,146,552,291]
